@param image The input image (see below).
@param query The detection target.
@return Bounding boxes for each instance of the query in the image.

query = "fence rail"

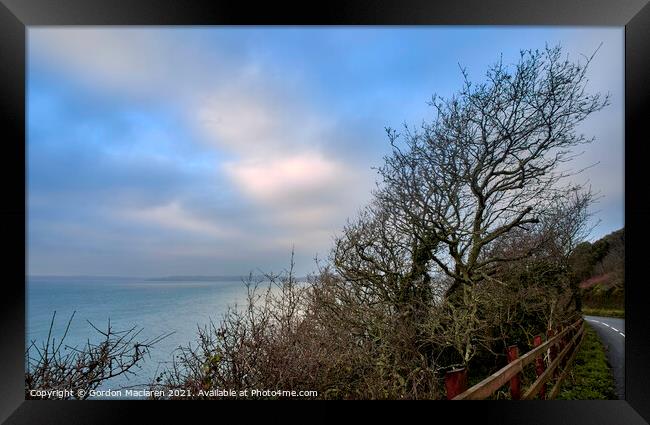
[446,318,585,400]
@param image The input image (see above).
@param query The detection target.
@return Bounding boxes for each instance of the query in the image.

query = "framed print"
[1,0,649,423]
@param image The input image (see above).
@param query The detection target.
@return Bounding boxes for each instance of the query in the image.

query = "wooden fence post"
[507,345,521,400]
[533,335,546,399]
[446,319,582,401]
[445,367,468,400]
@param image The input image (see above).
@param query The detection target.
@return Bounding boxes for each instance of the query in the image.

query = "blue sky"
[27,27,624,277]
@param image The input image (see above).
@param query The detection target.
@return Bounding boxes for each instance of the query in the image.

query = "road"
[583,315,625,399]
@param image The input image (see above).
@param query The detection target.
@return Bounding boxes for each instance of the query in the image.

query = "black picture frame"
[1,0,649,423]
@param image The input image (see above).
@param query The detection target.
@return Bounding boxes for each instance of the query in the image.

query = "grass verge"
[556,324,617,400]
[582,307,625,318]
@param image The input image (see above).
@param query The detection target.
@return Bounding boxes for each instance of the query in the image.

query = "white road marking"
[585,318,625,337]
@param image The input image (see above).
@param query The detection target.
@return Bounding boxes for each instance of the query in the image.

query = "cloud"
[196,88,304,156]
[121,201,239,240]
[225,153,347,203]
[29,28,231,102]
[192,77,374,237]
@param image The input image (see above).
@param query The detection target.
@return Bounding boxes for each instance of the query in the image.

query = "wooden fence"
[445,318,585,400]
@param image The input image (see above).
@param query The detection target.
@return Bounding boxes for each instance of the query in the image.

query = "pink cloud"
[224,153,346,203]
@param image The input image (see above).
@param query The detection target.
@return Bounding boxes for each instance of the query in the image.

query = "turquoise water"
[27,277,251,395]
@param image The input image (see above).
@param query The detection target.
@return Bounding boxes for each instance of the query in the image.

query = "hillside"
[570,228,624,311]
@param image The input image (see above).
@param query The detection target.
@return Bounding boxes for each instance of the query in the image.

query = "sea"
[27,276,256,397]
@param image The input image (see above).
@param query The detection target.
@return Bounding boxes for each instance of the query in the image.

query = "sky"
[27,27,624,277]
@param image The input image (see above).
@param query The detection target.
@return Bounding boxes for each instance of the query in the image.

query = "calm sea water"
[27,277,252,395]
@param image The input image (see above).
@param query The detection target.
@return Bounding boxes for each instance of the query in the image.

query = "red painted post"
[533,335,546,399]
[445,367,468,399]
[507,345,521,400]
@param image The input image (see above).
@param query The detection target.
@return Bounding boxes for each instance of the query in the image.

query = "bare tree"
[25,311,170,399]
[333,199,434,315]
[337,44,608,301]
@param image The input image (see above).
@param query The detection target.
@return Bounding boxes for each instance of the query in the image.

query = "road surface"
[584,315,625,399]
